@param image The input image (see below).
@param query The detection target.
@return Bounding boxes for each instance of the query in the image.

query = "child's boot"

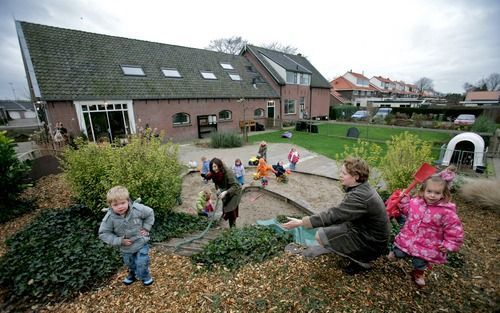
[411,269,425,287]
[387,251,396,261]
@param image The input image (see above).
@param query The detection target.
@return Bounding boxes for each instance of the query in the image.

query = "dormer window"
[220,62,234,70]
[228,73,242,81]
[121,65,145,76]
[162,68,182,78]
[201,71,217,80]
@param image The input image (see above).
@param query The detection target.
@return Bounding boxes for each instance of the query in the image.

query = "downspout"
[280,85,283,123]
[309,87,313,120]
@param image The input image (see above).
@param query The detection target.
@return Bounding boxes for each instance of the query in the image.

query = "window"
[254,108,265,118]
[172,112,190,125]
[121,65,145,76]
[200,71,217,80]
[228,73,242,81]
[353,90,359,95]
[220,62,234,70]
[284,99,296,114]
[286,71,298,84]
[300,74,310,85]
[219,110,232,120]
[162,68,182,78]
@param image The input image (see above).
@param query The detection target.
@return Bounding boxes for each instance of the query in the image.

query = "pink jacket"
[395,197,464,264]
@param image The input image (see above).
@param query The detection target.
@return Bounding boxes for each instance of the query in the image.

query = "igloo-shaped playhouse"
[441,132,486,170]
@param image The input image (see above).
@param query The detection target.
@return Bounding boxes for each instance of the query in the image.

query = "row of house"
[330,70,500,109]
[16,21,330,143]
[330,71,427,108]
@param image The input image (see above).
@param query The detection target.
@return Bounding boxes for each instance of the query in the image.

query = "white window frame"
[74,100,136,142]
[162,68,182,78]
[228,73,242,81]
[254,108,265,118]
[172,112,191,125]
[284,99,296,115]
[121,65,145,76]
[220,62,234,70]
[218,110,232,121]
[201,71,217,80]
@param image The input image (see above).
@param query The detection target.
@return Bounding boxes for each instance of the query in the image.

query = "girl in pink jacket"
[388,175,464,287]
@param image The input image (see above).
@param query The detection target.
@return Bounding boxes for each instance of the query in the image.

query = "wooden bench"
[239,119,256,132]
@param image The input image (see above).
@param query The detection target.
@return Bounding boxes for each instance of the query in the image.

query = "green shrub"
[0,131,32,222]
[0,205,121,304]
[379,132,433,191]
[0,131,31,202]
[61,135,181,218]
[209,131,243,148]
[192,225,292,270]
[330,105,358,120]
[472,115,496,133]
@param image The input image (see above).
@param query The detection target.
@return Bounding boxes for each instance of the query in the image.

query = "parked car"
[374,107,392,119]
[351,110,369,120]
[454,114,475,126]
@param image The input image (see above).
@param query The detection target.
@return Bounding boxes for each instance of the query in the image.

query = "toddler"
[196,188,214,217]
[232,158,245,185]
[200,156,210,183]
[99,186,155,286]
[255,158,276,187]
[388,175,464,287]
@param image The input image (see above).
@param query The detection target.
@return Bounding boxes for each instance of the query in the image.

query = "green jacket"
[303,182,389,262]
[216,165,242,213]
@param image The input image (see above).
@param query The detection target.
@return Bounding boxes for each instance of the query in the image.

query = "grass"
[248,122,453,160]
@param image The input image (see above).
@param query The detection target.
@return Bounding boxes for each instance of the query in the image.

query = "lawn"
[248,122,453,160]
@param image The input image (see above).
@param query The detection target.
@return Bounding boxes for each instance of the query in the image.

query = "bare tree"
[463,82,476,92]
[414,77,434,92]
[463,73,500,92]
[261,42,298,54]
[206,36,248,55]
[480,73,500,91]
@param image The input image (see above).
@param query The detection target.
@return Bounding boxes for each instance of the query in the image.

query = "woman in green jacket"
[205,157,242,227]
[283,157,390,275]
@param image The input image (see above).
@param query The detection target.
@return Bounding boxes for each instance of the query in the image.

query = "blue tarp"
[256,218,319,247]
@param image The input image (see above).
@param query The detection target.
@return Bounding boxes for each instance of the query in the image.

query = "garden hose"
[174,195,223,251]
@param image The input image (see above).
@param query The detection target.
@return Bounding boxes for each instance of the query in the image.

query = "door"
[267,101,275,127]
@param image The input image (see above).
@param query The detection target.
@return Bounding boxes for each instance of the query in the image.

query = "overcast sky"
[0,0,499,100]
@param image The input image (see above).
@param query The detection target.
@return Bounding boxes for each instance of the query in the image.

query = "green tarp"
[256,218,319,247]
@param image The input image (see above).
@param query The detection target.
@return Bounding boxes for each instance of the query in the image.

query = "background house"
[241,45,331,120]
[0,100,38,126]
[461,91,500,107]
[330,71,375,107]
[17,21,283,142]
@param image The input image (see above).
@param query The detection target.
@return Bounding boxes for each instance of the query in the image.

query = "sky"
[0,0,499,100]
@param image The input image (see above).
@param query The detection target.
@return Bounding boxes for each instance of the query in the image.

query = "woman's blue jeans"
[122,244,151,281]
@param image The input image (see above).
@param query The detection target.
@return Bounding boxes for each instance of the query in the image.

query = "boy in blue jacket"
[99,186,155,286]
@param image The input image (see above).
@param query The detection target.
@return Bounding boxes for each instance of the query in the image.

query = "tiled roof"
[369,83,391,93]
[17,21,278,101]
[331,76,374,91]
[372,76,393,83]
[331,90,348,103]
[347,71,370,80]
[243,45,331,88]
[0,100,34,111]
[465,91,500,101]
